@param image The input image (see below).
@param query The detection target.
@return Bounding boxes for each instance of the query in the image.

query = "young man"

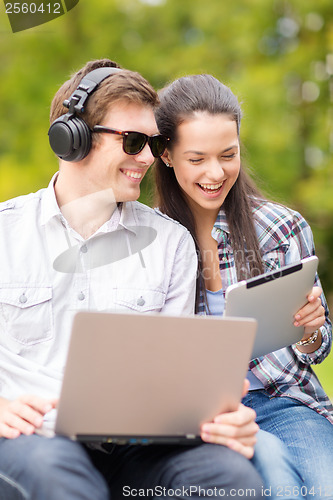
[0,59,263,499]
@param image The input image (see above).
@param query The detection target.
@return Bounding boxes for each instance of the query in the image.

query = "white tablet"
[224,256,318,359]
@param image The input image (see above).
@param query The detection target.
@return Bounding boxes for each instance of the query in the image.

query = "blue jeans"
[0,435,109,500]
[90,433,304,500]
[253,430,304,499]
[0,434,264,499]
[87,441,264,499]
[243,390,333,499]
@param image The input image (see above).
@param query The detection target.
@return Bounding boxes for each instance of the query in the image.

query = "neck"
[191,206,219,240]
[189,205,222,292]
[55,167,118,239]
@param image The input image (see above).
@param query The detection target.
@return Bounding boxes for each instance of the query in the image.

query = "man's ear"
[161,150,172,168]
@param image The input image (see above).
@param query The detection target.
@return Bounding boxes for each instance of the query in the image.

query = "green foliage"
[1,0,332,393]
[314,352,333,401]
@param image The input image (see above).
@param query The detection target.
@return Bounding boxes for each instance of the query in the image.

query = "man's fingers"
[18,395,54,414]
[242,379,250,398]
[226,439,255,459]
[2,412,35,435]
[201,419,259,441]
[200,430,256,459]
[0,395,57,438]
[213,405,257,427]
[9,400,44,426]
[0,423,20,439]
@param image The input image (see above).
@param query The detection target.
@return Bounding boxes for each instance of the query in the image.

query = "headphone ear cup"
[70,117,91,162]
[48,115,92,162]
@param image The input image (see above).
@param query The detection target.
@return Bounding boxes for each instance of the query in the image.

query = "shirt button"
[81,245,88,253]
[137,297,145,306]
[78,292,85,301]
[221,256,228,262]
[19,293,27,304]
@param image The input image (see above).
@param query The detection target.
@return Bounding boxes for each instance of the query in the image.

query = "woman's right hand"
[0,395,58,439]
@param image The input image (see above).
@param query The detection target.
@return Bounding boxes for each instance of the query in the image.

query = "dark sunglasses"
[92,125,169,158]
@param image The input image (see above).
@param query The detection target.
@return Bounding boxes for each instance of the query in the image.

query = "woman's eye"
[189,158,203,164]
[222,153,236,160]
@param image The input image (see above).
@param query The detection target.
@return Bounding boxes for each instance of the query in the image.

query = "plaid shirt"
[198,200,333,423]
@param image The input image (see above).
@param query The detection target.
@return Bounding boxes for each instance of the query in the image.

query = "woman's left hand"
[294,286,325,336]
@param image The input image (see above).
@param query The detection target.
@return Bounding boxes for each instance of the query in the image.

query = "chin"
[118,190,141,203]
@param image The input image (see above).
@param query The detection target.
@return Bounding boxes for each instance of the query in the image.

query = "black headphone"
[48,66,122,162]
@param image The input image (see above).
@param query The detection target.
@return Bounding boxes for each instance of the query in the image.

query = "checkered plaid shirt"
[198,200,333,423]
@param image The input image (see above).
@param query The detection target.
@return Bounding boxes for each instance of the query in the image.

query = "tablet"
[223,256,318,359]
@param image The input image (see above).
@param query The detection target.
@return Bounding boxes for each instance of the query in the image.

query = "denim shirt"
[198,200,333,423]
[0,174,197,401]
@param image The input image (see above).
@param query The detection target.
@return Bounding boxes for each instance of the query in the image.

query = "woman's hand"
[200,380,259,459]
[294,286,325,335]
[0,395,58,439]
[294,286,325,351]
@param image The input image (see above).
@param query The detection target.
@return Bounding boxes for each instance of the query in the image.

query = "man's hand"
[0,395,58,439]
[200,380,259,459]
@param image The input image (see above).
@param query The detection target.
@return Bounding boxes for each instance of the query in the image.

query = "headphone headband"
[48,66,122,162]
[63,67,122,115]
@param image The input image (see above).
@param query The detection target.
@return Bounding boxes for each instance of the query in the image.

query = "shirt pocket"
[0,285,53,346]
[262,248,288,272]
[114,288,166,313]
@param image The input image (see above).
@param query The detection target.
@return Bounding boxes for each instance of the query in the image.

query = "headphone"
[48,66,122,162]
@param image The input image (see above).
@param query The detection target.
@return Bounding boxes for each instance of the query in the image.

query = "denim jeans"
[253,430,304,499]
[0,434,264,499]
[89,434,304,500]
[0,434,109,500]
[87,441,264,499]
[243,390,333,499]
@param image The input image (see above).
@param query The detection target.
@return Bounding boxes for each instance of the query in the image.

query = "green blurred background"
[0,0,332,397]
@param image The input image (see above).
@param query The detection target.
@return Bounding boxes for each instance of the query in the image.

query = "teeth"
[199,182,223,190]
[123,170,143,179]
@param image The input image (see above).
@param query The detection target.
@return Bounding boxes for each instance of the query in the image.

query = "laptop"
[54,311,257,444]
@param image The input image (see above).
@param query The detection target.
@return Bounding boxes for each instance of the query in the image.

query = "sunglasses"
[92,125,169,158]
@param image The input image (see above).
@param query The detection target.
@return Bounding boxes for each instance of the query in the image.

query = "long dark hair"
[154,74,265,312]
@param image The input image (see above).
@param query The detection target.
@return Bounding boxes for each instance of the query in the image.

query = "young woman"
[154,74,333,496]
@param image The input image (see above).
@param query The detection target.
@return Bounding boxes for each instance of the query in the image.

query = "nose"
[135,143,155,166]
[206,158,225,180]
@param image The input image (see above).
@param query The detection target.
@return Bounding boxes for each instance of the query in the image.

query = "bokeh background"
[0,0,332,396]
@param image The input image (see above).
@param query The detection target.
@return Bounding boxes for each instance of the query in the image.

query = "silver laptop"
[55,311,257,444]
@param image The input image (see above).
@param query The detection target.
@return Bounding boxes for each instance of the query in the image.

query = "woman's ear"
[161,150,172,168]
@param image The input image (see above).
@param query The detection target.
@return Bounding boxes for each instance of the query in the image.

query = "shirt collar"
[211,208,230,241]
[118,201,139,235]
[40,173,138,236]
[40,172,62,226]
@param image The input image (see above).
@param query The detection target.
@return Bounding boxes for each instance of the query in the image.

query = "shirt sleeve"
[286,211,332,365]
[161,230,197,316]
